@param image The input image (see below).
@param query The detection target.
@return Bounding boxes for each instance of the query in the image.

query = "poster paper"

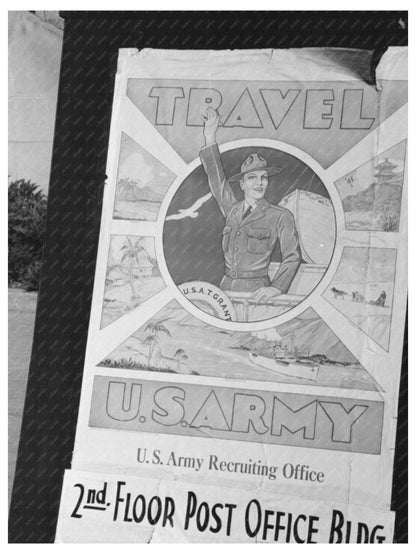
[56,47,407,542]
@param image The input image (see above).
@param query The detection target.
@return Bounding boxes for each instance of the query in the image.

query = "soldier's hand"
[251,286,282,304]
[202,107,220,143]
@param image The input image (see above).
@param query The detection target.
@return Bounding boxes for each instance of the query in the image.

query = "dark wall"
[9,11,408,543]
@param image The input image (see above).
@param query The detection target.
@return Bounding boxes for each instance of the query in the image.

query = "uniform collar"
[239,198,270,226]
[243,197,269,212]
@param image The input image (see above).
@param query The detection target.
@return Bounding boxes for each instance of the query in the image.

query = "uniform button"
[234,262,237,266]
[237,231,241,236]
[234,247,238,251]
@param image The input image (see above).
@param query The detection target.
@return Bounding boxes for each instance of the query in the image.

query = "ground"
[324,281,393,350]
[8,288,37,505]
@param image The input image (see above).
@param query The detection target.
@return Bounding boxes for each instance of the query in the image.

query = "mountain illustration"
[231,315,357,365]
[116,178,164,202]
[136,303,358,365]
[342,181,402,214]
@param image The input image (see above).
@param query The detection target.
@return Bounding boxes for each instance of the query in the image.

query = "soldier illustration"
[200,107,301,303]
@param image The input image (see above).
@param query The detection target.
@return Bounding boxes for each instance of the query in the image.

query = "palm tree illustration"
[143,334,159,368]
[174,348,188,373]
[116,177,142,199]
[143,318,171,367]
[120,237,147,300]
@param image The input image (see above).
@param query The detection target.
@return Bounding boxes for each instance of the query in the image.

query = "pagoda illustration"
[337,143,405,233]
[374,158,403,186]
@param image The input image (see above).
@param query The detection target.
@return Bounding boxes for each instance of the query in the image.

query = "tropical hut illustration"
[120,237,154,280]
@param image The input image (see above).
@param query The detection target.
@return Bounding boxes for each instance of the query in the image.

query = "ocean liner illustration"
[249,331,319,381]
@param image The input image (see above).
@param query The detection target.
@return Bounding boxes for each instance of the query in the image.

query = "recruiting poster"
[56,47,407,542]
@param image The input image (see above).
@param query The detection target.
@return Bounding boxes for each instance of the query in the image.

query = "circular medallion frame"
[156,139,344,332]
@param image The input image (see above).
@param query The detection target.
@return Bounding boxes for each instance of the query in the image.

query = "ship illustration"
[279,188,336,266]
[248,332,319,381]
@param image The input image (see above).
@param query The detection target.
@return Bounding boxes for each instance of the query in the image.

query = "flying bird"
[165,192,213,221]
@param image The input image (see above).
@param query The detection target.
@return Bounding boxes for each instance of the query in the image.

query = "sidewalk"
[8,288,38,504]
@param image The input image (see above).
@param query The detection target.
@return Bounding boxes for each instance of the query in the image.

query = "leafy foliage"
[380,211,400,232]
[99,357,177,373]
[21,260,43,292]
[8,179,47,290]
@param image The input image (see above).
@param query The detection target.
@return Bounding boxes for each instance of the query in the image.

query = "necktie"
[243,205,252,220]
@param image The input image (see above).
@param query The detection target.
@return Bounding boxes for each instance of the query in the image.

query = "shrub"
[99,357,177,374]
[8,179,47,290]
[380,211,400,232]
[21,260,43,292]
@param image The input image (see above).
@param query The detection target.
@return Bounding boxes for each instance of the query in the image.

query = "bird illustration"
[165,192,213,221]
[345,170,357,189]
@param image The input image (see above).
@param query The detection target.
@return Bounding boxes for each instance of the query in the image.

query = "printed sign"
[89,376,383,454]
[56,470,395,543]
[56,47,407,542]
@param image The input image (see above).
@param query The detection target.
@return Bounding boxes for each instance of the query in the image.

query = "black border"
[9,11,408,543]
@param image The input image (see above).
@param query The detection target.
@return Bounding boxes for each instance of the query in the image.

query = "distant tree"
[174,348,188,373]
[144,318,171,338]
[381,211,400,232]
[116,177,142,199]
[8,179,47,290]
[143,334,159,367]
[120,237,147,299]
[143,318,171,367]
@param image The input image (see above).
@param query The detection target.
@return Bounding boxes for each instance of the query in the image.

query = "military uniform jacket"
[200,144,301,294]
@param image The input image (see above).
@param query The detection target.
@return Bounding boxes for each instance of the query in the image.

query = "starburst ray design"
[325,104,407,183]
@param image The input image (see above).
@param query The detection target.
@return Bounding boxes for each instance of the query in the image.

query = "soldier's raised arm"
[199,108,237,218]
